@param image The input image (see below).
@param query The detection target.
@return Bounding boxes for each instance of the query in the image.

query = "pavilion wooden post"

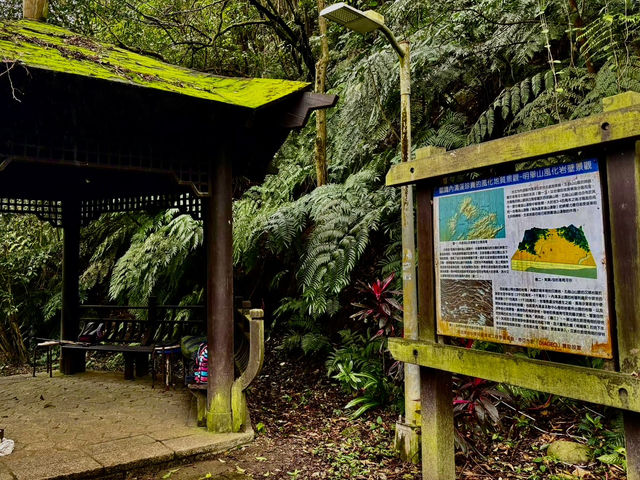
[60,198,84,374]
[205,154,234,433]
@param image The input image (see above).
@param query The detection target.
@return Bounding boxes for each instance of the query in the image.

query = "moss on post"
[231,382,249,433]
[206,392,233,433]
[390,338,640,412]
[195,392,207,427]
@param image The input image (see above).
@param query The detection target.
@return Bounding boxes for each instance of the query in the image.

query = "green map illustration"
[439,189,505,241]
[511,225,597,278]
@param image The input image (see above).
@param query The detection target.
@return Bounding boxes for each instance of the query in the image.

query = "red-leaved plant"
[350,273,403,338]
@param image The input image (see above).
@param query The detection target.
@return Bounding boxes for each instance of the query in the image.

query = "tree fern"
[109,209,203,305]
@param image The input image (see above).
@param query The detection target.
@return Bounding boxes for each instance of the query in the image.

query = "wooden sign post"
[386,91,640,479]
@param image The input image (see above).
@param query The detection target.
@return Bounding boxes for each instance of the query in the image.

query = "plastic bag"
[0,438,14,456]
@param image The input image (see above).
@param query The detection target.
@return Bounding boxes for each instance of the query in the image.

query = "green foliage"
[275,298,330,356]
[578,412,626,467]
[108,209,202,305]
[81,213,143,294]
[326,330,400,418]
[0,215,61,361]
[579,11,640,66]
[235,164,398,318]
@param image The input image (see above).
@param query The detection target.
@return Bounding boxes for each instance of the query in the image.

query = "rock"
[547,440,590,464]
[0,439,14,456]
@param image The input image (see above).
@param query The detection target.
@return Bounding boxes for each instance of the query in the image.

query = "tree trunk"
[567,0,596,74]
[314,0,329,187]
[0,313,28,364]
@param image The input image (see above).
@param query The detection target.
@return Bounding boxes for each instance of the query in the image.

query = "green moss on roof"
[0,19,309,109]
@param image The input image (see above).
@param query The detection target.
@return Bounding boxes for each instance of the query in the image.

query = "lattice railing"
[80,192,202,225]
[0,197,63,226]
[0,192,202,227]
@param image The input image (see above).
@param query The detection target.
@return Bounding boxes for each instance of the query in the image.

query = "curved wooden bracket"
[278,92,339,129]
[236,309,265,391]
[231,308,264,432]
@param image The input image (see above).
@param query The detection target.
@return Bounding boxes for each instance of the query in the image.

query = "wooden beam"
[389,339,640,413]
[386,97,640,187]
[416,183,436,341]
[279,92,338,129]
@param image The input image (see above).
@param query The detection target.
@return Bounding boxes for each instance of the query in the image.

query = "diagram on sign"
[440,279,494,327]
[438,189,505,241]
[511,225,597,278]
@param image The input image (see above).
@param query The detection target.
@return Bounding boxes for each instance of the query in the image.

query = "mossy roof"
[0,19,309,109]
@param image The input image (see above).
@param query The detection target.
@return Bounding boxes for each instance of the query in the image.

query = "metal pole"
[395,40,421,464]
[380,25,406,59]
[206,154,234,433]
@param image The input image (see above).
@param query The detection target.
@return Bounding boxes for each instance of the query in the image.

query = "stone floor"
[0,372,252,480]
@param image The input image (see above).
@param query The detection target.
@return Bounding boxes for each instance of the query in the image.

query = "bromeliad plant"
[350,273,402,338]
[453,375,510,453]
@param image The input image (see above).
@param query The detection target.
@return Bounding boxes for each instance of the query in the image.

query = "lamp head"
[320,3,385,34]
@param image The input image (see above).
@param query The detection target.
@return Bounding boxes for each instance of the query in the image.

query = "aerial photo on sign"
[433,159,612,358]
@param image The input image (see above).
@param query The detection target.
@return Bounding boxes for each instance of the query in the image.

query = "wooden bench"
[61,304,205,380]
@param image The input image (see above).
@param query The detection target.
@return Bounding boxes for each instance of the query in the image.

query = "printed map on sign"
[511,225,597,279]
[438,189,505,241]
[433,160,612,358]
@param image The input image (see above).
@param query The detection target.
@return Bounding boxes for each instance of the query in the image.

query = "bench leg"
[193,391,207,427]
[151,351,156,388]
[135,353,149,377]
[124,353,134,380]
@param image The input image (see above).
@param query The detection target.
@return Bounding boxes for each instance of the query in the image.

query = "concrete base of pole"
[394,421,420,464]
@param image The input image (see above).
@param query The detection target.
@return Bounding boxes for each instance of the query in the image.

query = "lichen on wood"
[0,19,309,109]
[389,338,640,413]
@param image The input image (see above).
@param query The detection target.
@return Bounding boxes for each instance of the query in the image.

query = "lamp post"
[320,3,420,463]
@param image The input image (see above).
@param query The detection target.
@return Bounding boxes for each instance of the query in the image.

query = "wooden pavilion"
[0,4,335,433]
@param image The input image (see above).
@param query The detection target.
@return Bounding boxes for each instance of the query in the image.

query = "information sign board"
[433,159,612,358]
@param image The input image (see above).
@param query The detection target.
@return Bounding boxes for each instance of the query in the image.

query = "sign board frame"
[433,159,612,358]
[385,92,640,480]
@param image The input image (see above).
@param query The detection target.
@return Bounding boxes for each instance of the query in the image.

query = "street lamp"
[320,3,420,463]
[319,3,404,55]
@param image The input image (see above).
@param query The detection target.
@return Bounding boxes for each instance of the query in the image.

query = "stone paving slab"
[84,434,174,471]
[0,372,253,479]
[163,431,253,459]
[3,449,104,480]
